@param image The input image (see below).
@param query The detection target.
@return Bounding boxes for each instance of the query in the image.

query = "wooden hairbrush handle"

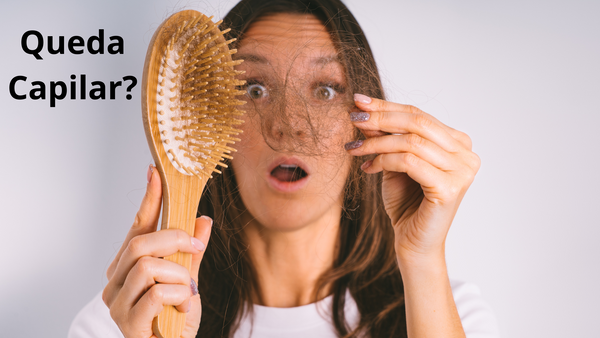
[151,169,207,338]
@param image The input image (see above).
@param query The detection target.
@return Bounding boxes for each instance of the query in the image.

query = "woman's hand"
[346,94,480,264]
[347,94,478,337]
[102,166,212,338]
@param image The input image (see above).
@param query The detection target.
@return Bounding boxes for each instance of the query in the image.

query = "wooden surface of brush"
[141,9,245,338]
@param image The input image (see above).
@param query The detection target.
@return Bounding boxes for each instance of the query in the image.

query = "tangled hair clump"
[195,0,407,337]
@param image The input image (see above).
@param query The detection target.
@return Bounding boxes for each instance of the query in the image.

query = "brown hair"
[196,0,406,337]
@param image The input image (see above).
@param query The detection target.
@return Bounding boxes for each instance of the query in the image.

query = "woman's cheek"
[235,106,263,153]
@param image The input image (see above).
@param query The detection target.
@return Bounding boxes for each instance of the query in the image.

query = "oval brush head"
[141,10,245,338]
[144,10,245,178]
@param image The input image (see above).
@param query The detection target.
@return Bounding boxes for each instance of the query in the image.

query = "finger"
[133,165,163,231]
[190,216,213,283]
[353,94,473,149]
[354,94,449,131]
[110,256,192,310]
[107,165,162,279]
[351,110,462,153]
[108,229,203,293]
[443,126,473,150]
[349,105,387,139]
[354,94,451,130]
[362,152,446,190]
[345,134,454,171]
[129,284,192,321]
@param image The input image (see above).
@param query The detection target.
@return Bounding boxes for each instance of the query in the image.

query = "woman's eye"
[314,86,336,101]
[246,83,267,99]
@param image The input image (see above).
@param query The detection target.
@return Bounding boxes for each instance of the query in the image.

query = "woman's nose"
[264,92,311,143]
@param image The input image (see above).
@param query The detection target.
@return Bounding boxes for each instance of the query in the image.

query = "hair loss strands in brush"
[156,14,246,179]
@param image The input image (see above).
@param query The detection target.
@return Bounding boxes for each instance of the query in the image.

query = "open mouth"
[270,164,308,182]
[266,157,311,193]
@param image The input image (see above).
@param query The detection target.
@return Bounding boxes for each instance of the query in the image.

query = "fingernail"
[147,165,153,183]
[361,160,373,171]
[191,237,206,251]
[190,279,198,296]
[350,112,370,122]
[200,215,213,226]
[354,93,372,104]
[344,140,363,151]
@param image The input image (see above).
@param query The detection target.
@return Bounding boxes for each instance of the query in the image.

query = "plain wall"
[0,0,598,337]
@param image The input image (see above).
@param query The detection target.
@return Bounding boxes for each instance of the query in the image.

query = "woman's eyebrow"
[234,53,268,64]
[312,55,340,66]
[233,53,340,66]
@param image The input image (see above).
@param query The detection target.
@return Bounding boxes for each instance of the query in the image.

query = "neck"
[243,208,341,307]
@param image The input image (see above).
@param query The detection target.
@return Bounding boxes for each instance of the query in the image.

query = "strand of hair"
[168,149,191,175]
[179,29,203,57]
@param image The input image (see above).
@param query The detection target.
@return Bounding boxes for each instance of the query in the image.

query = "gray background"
[1,0,598,337]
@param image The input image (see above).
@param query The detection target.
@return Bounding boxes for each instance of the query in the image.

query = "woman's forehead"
[238,13,338,65]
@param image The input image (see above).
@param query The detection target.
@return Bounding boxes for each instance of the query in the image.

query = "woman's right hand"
[102,165,212,338]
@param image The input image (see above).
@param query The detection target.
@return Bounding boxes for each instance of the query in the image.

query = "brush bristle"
[156,14,245,178]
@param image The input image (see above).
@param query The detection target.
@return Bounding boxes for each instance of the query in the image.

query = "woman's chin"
[251,207,317,233]
[245,195,335,233]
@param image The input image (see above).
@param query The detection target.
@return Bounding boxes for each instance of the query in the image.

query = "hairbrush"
[141,10,245,338]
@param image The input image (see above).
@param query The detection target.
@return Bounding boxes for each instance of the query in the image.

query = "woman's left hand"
[346,94,480,264]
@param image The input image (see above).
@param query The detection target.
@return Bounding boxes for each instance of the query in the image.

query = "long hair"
[196,0,406,337]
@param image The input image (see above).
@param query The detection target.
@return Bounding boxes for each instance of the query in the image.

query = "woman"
[70,0,498,337]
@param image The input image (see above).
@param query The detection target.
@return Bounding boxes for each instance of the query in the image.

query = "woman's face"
[232,13,354,231]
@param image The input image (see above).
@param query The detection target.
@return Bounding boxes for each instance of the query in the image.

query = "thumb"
[107,164,162,279]
[190,215,213,282]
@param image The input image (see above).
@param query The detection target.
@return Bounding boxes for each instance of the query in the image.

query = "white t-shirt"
[68,280,499,338]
